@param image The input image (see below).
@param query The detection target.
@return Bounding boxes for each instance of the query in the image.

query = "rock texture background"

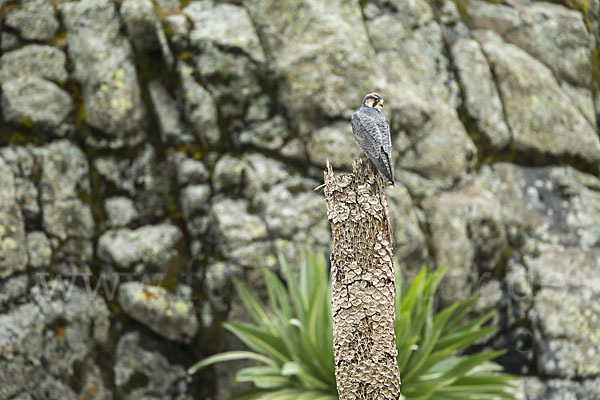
[0,0,599,399]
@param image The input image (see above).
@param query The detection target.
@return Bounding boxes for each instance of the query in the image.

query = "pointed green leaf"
[187,351,276,375]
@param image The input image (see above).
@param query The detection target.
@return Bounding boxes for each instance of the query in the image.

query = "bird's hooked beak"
[374,98,383,112]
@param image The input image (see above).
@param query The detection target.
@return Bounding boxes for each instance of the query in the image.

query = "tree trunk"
[323,158,401,400]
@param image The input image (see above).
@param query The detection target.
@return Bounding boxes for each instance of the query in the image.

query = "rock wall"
[1,0,599,399]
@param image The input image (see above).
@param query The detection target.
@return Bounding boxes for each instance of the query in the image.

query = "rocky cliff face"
[1,0,599,399]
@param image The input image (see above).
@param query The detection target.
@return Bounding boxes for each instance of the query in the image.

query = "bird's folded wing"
[351,112,382,158]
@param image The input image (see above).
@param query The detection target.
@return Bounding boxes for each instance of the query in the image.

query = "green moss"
[179,0,194,8]
[18,117,33,128]
[2,131,42,146]
[178,51,191,61]
[452,0,469,18]
[47,30,67,49]
[592,49,600,98]
[174,144,204,160]
[428,0,469,19]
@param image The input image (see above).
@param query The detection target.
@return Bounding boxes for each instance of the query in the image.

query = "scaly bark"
[323,158,401,400]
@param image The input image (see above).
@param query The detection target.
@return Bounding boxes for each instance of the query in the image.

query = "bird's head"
[362,92,384,112]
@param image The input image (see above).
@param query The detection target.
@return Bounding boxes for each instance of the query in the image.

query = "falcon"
[351,92,394,185]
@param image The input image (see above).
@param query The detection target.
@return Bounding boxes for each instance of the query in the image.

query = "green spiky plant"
[189,250,515,399]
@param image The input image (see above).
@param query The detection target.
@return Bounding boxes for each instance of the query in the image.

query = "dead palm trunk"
[322,158,401,400]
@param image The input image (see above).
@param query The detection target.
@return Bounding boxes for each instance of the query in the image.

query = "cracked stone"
[476,31,600,164]
[0,158,28,279]
[0,45,68,84]
[117,283,199,343]
[114,331,193,398]
[97,224,183,270]
[148,80,190,143]
[4,0,59,41]
[60,0,145,146]
[104,196,139,228]
[451,37,511,149]
[307,121,363,170]
[1,77,73,133]
[26,231,52,269]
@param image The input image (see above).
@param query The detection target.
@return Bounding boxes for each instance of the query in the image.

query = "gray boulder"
[486,163,600,246]
[175,156,209,187]
[204,262,241,313]
[386,185,430,275]
[120,0,173,66]
[210,198,274,268]
[0,158,28,279]
[0,283,110,399]
[481,163,600,380]
[180,184,210,219]
[93,146,170,222]
[165,14,190,50]
[365,9,475,195]
[184,1,265,63]
[60,0,145,147]
[4,0,59,41]
[177,62,220,146]
[1,77,73,132]
[97,224,183,270]
[526,246,600,377]
[262,177,325,239]
[466,0,521,35]
[105,197,139,228]
[451,37,511,149]
[114,332,192,399]
[35,141,94,244]
[0,45,67,84]
[32,377,78,400]
[212,155,250,193]
[0,146,40,224]
[244,153,292,198]
[184,0,266,118]
[504,3,594,87]
[77,361,113,400]
[117,283,199,343]
[26,231,52,269]
[0,275,29,309]
[38,140,90,203]
[42,199,94,241]
[239,116,289,151]
[422,173,507,303]
[245,0,384,135]
[531,287,600,378]
[1,32,19,51]
[148,80,189,143]
[307,122,363,170]
[476,31,600,164]
[561,82,596,127]
[519,377,600,400]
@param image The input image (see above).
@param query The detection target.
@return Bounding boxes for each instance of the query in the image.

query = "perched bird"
[351,92,394,185]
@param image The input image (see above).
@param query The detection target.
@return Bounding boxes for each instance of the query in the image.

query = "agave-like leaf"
[281,361,331,390]
[279,253,306,322]
[224,322,290,364]
[237,366,291,389]
[187,351,277,375]
[229,387,266,400]
[403,303,459,381]
[190,251,515,400]
[233,279,271,328]
[264,269,293,319]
